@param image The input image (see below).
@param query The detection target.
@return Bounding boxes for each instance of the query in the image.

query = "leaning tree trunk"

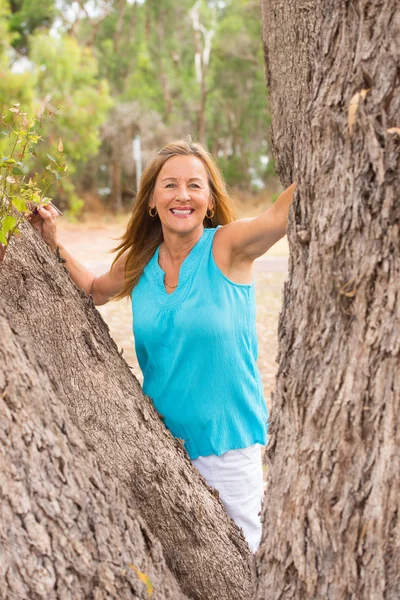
[257,1,400,599]
[0,226,254,600]
[0,313,188,600]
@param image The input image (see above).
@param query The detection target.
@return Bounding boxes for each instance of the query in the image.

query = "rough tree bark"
[257,1,400,599]
[0,314,188,600]
[0,227,254,600]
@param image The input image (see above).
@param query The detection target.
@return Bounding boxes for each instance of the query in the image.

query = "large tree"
[0,309,188,599]
[0,227,255,600]
[3,1,400,597]
[256,1,400,598]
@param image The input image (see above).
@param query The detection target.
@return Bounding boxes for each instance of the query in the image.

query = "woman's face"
[150,155,213,236]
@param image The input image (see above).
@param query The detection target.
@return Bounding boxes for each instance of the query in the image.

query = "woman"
[31,139,295,553]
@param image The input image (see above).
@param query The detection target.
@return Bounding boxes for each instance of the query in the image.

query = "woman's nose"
[175,187,191,201]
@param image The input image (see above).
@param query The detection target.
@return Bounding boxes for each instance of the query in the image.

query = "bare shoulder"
[212,223,254,285]
[213,218,257,259]
[213,184,295,265]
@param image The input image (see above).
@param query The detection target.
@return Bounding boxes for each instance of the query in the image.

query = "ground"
[57,217,289,412]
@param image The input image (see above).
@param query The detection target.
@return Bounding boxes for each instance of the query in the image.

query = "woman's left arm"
[219,183,296,262]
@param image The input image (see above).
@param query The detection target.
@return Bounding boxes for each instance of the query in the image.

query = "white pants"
[192,444,264,552]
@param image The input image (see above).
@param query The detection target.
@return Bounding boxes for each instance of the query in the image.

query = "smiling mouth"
[170,208,194,216]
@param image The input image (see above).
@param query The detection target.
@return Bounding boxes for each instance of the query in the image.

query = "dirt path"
[58,220,288,409]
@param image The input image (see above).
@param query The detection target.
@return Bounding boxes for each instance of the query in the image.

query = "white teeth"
[172,209,192,214]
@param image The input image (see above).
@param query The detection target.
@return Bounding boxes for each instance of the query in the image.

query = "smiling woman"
[148,154,218,290]
[29,138,296,552]
[111,140,236,300]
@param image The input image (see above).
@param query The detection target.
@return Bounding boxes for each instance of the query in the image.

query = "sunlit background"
[2,0,279,216]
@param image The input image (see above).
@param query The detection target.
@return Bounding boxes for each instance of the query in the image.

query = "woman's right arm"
[30,204,125,306]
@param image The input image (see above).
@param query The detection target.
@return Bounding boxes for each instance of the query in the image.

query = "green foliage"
[0,0,12,58]
[30,34,113,164]
[1,0,276,213]
[8,0,57,53]
[207,0,272,188]
[84,0,275,193]
[0,104,66,246]
[0,3,113,210]
[0,0,36,107]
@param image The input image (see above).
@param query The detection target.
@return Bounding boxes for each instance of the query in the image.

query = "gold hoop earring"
[149,206,158,218]
[206,207,215,219]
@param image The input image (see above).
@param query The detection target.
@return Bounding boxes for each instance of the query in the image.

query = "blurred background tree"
[1,0,277,215]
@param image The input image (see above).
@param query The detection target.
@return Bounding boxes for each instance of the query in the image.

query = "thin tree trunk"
[111,159,123,213]
[190,0,216,145]
[257,1,400,599]
[113,0,127,53]
[156,21,172,123]
[0,227,255,600]
[197,81,208,145]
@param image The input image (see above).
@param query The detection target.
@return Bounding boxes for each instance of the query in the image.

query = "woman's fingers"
[24,204,59,250]
[37,205,59,250]
[26,203,57,223]
[38,204,58,219]
[25,204,60,248]
[28,211,43,231]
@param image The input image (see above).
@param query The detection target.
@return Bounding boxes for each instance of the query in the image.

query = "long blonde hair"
[112,138,236,300]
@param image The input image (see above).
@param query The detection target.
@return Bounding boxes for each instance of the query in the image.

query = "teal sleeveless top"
[131,227,268,459]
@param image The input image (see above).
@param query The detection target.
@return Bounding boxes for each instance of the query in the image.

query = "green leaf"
[0,230,7,245]
[1,216,18,235]
[12,166,24,176]
[46,165,61,179]
[12,196,27,212]
[47,153,56,163]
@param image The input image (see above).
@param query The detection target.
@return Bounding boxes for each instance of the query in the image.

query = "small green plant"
[0,103,67,249]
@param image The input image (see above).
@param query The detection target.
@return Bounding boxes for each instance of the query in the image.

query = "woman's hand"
[27,203,127,305]
[28,204,59,251]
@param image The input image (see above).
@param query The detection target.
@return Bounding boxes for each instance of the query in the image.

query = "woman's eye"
[190,183,200,189]
[165,183,175,188]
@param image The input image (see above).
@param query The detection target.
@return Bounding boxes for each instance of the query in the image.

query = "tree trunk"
[0,313,188,600]
[197,81,208,146]
[0,227,254,600]
[111,159,123,213]
[113,0,127,53]
[190,0,215,145]
[156,20,173,123]
[257,1,400,599]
